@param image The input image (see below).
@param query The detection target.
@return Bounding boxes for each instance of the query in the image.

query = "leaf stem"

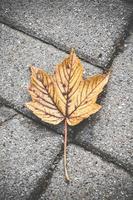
[64,119,70,181]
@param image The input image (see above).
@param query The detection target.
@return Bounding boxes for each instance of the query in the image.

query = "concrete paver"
[0,23,101,133]
[75,31,133,174]
[0,1,133,198]
[0,105,17,123]
[0,111,63,200]
[40,145,133,200]
[0,0,132,67]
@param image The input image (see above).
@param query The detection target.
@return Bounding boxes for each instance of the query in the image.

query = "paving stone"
[0,113,63,200]
[0,1,132,68]
[0,105,17,124]
[40,145,133,200]
[75,31,133,174]
[0,23,101,133]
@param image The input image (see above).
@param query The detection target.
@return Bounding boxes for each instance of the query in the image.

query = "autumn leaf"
[26,49,110,181]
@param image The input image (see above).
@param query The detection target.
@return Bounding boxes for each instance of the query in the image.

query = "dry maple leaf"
[26,49,110,181]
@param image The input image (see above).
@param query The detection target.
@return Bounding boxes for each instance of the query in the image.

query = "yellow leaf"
[67,73,109,125]
[26,49,110,181]
[26,66,64,125]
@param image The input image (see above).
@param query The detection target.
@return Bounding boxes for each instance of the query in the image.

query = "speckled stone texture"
[0,105,17,123]
[75,30,133,174]
[0,1,133,198]
[0,23,101,133]
[40,145,133,200]
[0,113,63,200]
[0,0,132,67]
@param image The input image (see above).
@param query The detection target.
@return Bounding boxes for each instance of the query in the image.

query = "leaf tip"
[104,68,111,77]
[70,48,76,55]
[25,102,30,109]
[30,65,37,74]
[28,64,34,70]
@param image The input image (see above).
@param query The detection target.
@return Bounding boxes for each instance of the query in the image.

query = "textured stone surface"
[40,145,133,200]
[0,105,17,124]
[0,23,101,133]
[0,114,63,200]
[75,31,133,173]
[0,0,132,67]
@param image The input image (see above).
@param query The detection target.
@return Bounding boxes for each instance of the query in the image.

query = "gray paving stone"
[40,145,133,200]
[0,105,17,124]
[0,23,101,133]
[75,31,133,174]
[0,113,63,200]
[0,0,132,67]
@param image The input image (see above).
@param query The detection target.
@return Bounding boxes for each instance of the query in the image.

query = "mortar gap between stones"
[26,143,64,200]
[0,98,60,135]
[1,96,132,178]
[0,20,103,70]
[0,113,18,126]
[70,140,133,177]
[106,12,133,69]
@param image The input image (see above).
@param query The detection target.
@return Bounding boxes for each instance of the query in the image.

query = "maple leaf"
[26,49,110,181]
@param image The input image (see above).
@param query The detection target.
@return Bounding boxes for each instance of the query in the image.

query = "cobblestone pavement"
[0,1,133,199]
